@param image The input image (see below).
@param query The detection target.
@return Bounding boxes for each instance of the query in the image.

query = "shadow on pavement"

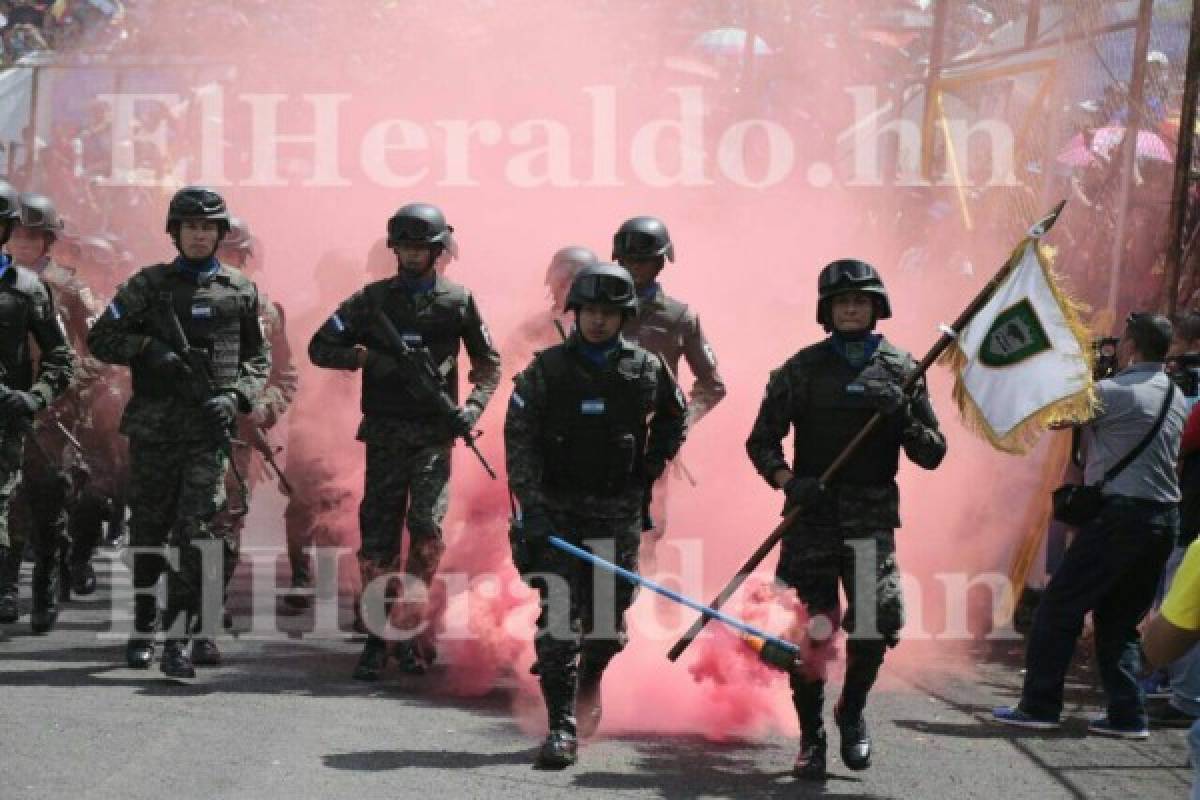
[572,736,886,800]
[322,747,535,771]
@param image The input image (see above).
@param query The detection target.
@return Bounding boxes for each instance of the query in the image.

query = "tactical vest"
[0,266,49,390]
[624,294,689,374]
[537,343,654,496]
[361,278,469,419]
[133,263,249,398]
[790,341,904,485]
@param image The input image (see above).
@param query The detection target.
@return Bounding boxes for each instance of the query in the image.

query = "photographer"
[1145,313,1200,727]
[994,313,1187,737]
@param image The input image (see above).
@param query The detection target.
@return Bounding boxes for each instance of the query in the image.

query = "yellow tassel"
[940,239,1098,455]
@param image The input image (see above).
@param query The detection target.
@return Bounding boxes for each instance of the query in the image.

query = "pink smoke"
[48,1,1074,741]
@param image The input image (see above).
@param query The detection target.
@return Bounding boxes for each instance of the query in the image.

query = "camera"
[1092,337,1120,381]
[1168,353,1200,398]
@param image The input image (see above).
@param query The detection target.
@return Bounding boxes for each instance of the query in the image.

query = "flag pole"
[666,201,1068,663]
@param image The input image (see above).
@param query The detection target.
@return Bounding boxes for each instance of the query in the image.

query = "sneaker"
[1087,715,1149,740]
[1139,674,1171,701]
[991,706,1061,730]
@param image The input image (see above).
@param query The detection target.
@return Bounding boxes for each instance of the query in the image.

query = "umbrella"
[692,27,773,58]
[1057,126,1174,168]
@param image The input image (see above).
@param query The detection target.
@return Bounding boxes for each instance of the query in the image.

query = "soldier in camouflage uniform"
[746,259,946,779]
[506,262,686,769]
[281,248,379,620]
[3,192,92,632]
[0,181,75,629]
[508,246,596,359]
[88,186,270,678]
[201,216,298,642]
[64,235,131,591]
[612,217,725,572]
[308,203,501,680]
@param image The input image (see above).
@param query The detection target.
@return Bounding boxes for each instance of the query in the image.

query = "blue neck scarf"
[0,253,11,280]
[638,281,660,301]
[174,255,220,283]
[397,271,437,295]
[829,331,881,369]
[579,336,620,366]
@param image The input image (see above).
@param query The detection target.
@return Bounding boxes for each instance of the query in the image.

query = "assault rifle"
[157,295,248,515]
[373,309,497,479]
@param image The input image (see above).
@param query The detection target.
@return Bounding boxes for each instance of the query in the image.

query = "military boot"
[191,638,222,667]
[106,515,127,547]
[394,640,429,675]
[30,556,60,634]
[535,681,578,770]
[283,569,312,611]
[834,701,872,771]
[0,545,18,623]
[576,659,605,739]
[71,559,97,596]
[160,639,196,678]
[791,675,827,780]
[57,551,72,603]
[793,727,827,780]
[125,595,158,669]
[284,556,314,614]
[188,611,223,666]
[353,635,389,681]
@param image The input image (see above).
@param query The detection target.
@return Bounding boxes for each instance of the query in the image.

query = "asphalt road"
[0,546,1192,800]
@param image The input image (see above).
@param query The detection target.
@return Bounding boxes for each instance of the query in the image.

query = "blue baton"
[547,535,802,671]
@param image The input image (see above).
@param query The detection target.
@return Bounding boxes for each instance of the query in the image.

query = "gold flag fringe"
[937,239,1098,455]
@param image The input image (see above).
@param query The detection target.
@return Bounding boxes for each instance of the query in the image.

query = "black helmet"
[545,245,597,288]
[220,216,255,255]
[0,180,21,223]
[17,192,64,239]
[386,203,454,248]
[612,216,674,263]
[816,258,892,329]
[565,262,638,315]
[165,186,229,234]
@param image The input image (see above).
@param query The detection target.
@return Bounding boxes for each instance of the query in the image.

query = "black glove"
[0,389,41,419]
[140,340,190,381]
[451,405,479,437]
[203,392,239,430]
[783,475,824,512]
[856,363,907,416]
[520,506,554,544]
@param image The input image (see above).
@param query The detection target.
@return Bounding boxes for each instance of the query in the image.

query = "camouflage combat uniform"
[745,335,945,735]
[622,283,724,555]
[7,256,102,608]
[0,258,75,622]
[505,331,686,738]
[87,259,270,641]
[216,288,298,597]
[308,273,500,635]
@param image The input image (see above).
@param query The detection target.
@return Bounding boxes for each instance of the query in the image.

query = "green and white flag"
[942,209,1096,453]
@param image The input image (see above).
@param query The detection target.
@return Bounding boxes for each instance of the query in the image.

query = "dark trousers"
[1020,497,1176,727]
